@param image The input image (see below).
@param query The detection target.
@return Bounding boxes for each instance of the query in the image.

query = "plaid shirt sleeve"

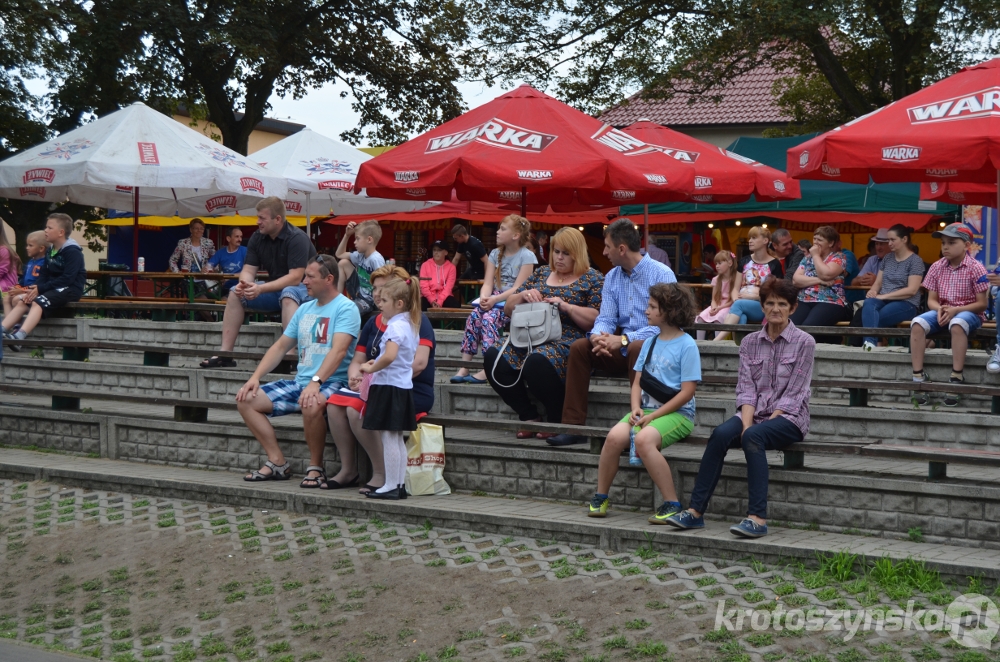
[921,259,942,293]
[774,333,816,416]
[734,334,759,410]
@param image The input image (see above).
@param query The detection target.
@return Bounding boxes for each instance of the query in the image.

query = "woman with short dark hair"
[791,225,849,327]
[860,224,924,352]
[666,277,815,539]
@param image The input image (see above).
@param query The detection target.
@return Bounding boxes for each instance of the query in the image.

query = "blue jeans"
[911,309,982,336]
[240,283,313,312]
[861,299,918,346]
[688,415,803,519]
[729,299,764,324]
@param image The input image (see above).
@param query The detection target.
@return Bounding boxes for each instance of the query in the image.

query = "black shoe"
[545,434,587,447]
[365,487,401,500]
[398,485,408,500]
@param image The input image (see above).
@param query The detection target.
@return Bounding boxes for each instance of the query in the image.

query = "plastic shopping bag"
[405,423,451,496]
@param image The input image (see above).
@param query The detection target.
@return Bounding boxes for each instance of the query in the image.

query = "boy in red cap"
[910,223,988,406]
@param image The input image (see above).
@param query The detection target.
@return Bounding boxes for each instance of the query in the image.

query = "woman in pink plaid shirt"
[666,277,815,539]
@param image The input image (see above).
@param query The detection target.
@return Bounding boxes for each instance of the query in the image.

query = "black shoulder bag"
[638,336,680,404]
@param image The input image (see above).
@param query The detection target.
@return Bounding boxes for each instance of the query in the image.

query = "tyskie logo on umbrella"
[240,177,265,194]
[138,142,159,165]
[426,119,557,154]
[517,170,552,180]
[395,171,419,183]
[285,201,303,213]
[23,168,55,184]
[881,145,921,163]
[205,195,238,212]
[694,176,713,189]
[799,151,810,168]
[318,180,353,191]
[18,187,46,198]
[908,87,1000,124]
[925,169,958,178]
[592,126,659,156]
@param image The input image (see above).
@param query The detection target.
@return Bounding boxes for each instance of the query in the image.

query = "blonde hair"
[381,276,421,327]
[370,264,409,283]
[496,214,530,285]
[255,196,285,219]
[747,225,771,242]
[550,227,589,276]
[26,230,46,247]
[355,219,383,242]
[712,251,739,308]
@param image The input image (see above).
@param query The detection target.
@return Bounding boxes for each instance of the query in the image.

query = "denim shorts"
[240,283,313,312]
[260,378,345,417]
[911,310,983,336]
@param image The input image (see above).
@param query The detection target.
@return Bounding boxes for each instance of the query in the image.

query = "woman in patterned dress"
[791,225,850,330]
[484,227,604,439]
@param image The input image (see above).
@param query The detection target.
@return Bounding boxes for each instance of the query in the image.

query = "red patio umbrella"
[354,85,697,210]
[325,197,619,226]
[921,181,997,207]
[787,57,1000,205]
[623,121,800,203]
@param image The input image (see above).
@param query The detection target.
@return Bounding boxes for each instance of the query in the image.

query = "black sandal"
[200,356,237,369]
[358,483,380,495]
[244,460,291,482]
[299,466,327,489]
[320,475,359,490]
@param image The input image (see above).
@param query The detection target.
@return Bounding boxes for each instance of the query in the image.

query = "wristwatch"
[311,375,323,384]
[621,334,629,348]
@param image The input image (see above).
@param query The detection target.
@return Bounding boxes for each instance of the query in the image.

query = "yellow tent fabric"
[93,215,309,227]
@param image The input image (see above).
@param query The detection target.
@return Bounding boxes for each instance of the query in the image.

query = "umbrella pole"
[132,187,139,296]
[306,192,311,242]
[644,204,650,250]
[521,187,526,218]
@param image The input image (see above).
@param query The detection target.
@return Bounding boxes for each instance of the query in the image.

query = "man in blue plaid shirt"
[547,219,676,446]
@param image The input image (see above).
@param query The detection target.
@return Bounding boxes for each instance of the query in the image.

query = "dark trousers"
[562,337,642,425]
[421,295,460,311]
[484,347,565,422]
[790,302,849,343]
[688,415,803,519]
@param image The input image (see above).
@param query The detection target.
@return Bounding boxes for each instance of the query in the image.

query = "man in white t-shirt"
[237,255,361,487]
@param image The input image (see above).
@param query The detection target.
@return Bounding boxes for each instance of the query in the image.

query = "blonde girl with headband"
[716,226,784,340]
[452,214,537,383]
[695,250,741,339]
[360,275,422,500]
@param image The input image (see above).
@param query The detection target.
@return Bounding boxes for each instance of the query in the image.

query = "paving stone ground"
[2,479,999,662]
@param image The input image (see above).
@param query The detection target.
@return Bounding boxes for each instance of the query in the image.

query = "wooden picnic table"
[85,271,267,303]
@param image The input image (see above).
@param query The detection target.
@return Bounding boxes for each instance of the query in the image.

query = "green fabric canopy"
[622,134,961,219]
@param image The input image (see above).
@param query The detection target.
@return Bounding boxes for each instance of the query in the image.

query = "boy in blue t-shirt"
[4,231,46,319]
[206,227,247,294]
[588,283,701,525]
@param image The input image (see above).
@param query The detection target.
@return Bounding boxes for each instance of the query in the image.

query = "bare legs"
[326,405,385,489]
[596,423,678,502]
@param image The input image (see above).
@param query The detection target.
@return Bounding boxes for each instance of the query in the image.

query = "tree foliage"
[47,0,471,154]
[470,0,1000,132]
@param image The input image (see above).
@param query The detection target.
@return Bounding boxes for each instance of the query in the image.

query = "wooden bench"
[0,382,236,422]
[0,338,268,366]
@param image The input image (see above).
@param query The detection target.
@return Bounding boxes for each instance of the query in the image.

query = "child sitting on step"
[588,283,701,524]
[909,223,988,407]
[360,275,422,500]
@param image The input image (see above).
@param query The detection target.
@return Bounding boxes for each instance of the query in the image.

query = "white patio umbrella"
[0,101,288,287]
[247,128,428,234]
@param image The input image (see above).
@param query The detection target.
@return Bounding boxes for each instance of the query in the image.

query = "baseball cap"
[430,240,449,252]
[932,223,974,241]
[872,228,890,242]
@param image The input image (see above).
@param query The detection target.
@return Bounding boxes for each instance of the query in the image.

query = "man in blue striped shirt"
[548,219,677,446]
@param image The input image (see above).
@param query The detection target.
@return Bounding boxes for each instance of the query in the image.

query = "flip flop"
[200,356,237,369]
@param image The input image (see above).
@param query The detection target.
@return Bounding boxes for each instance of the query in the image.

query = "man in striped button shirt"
[547,219,677,447]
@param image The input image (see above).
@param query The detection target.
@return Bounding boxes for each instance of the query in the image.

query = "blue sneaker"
[664,510,704,530]
[730,518,768,538]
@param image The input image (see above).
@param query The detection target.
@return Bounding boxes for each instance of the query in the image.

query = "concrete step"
[0,447,995,582]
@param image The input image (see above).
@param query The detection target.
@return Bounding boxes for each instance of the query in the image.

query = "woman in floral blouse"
[791,225,849,328]
[484,227,604,439]
[168,218,216,273]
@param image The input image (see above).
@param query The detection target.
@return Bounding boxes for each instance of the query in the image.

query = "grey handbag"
[490,301,562,387]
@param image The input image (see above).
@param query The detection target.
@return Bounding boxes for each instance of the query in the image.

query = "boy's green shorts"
[618,410,693,449]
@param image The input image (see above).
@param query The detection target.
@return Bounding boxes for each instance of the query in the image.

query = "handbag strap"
[489,333,532,388]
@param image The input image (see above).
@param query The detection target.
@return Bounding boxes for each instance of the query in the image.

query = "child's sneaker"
[862,341,875,352]
[944,373,964,407]
[2,332,20,352]
[648,501,684,525]
[912,370,929,406]
[988,346,1000,374]
[588,494,610,518]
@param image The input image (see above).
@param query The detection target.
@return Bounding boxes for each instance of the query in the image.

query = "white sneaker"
[988,346,1000,374]
[862,341,875,352]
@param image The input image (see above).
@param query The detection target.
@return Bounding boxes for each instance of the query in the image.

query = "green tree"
[470,0,1000,131]
[49,0,472,154]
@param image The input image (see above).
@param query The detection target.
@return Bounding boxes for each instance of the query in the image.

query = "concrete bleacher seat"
[2,318,1000,555]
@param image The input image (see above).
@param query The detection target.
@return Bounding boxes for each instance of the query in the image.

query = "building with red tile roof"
[600,65,792,147]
